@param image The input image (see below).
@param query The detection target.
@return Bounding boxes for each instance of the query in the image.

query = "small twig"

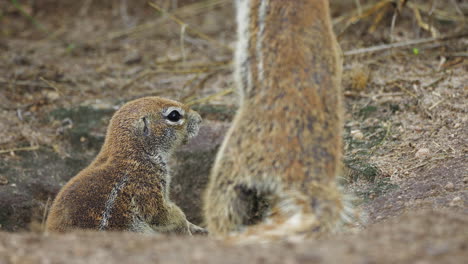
[428,99,444,110]
[371,122,392,154]
[407,2,465,22]
[119,66,223,90]
[10,0,47,33]
[368,4,389,33]
[97,0,228,42]
[41,197,51,232]
[449,0,464,17]
[412,6,439,38]
[39,77,62,94]
[389,9,398,42]
[372,92,406,100]
[186,88,234,106]
[148,1,232,52]
[354,0,363,15]
[182,70,222,102]
[178,74,200,100]
[180,24,187,62]
[344,91,372,98]
[344,33,467,56]
[444,52,468,58]
[394,83,418,98]
[406,161,429,171]
[0,78,49,88]
[0,145,39,154]
[422,75,446,89]
[338,0,393,36]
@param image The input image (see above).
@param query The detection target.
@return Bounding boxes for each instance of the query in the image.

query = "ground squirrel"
[46,97,206,235]
[204,0,347,240]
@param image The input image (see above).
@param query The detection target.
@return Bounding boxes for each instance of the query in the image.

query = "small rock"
[350,130,364,140]
[13,55,31,65]
[124,52,142,65]
[45,91,60,101]
[415,148,430,158]
[444,182,455,192]
[449,196,463,207]
[0,175,8,185]
[463,177,468,184]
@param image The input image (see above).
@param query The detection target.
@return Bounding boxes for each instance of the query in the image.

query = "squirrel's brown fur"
[204,0,346,240]
[46,97,205,235]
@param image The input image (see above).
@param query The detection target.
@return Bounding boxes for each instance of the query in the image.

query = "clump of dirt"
[0,210,467,263]
[0,0,466,262]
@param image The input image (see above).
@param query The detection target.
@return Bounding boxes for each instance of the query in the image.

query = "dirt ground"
[0,0,467,263]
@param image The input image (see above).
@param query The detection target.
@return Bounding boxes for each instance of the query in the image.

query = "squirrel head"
[105,97,202,161]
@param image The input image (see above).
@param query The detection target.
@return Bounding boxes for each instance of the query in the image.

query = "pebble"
[444,182,455,192]
[350,129,364,140]
[415,148,430,158]
[124,52,142,65]
[449,196,463,207]
[45,91,60,101]
[0,175,8,185]
[463,177,468,184]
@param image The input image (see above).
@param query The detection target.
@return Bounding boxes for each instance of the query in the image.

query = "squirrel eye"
[167,110,182,122]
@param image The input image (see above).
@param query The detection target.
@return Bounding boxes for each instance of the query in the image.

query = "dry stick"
[429,99,445,110]
[180,24,188,62]
[41,197,51,232]
[354,0,363,15]
[370,122,392,154]
[159,60,231,69]
[394,83,418,98]
[98,0,228,42]
[120,61,229,91]
[343,33,468,56]
[186,88,234,106]
[148,2,232,52]
[179,74,201,101]
[368,4,389,33]
[39,77,62,95]
[333,0,388,26]
[338,0,392,35]
[423,75,446,89]
[182,70,220,103]
[390,10,398,42]
[119,67,221,90]
[0,79,49,88]
[0,145,39,154]
[450,0,464,16]
[408,2,464,22]
[347,0,392,24]
[412,6,439,38]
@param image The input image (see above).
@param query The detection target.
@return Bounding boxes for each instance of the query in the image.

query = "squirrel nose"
[186,110,202,139]
[189,110,202,124]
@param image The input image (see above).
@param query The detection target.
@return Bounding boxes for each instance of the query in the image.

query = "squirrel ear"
[142,117,150,136]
